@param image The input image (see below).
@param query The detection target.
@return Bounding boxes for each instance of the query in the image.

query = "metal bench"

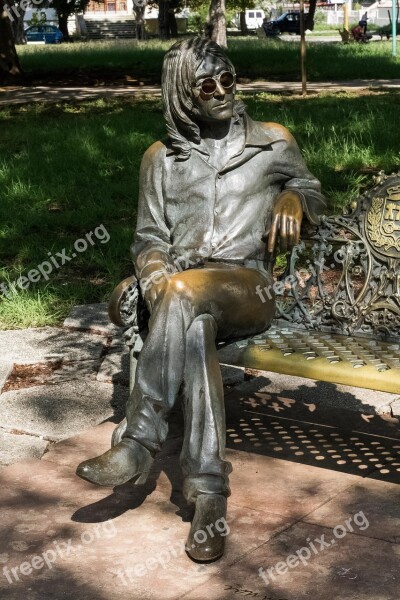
[109,172,400,414]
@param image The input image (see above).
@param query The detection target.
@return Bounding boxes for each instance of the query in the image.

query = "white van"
[235,9,265,30]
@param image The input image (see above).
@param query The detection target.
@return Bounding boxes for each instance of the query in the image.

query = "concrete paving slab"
[42,421,117,467]
[0,381,128,441]
[0,458,291,600]
[109,336,127,350]
[97,349,130,386]
[3,360,101,392]
[181,521,400,600]
[303,476,400,544]
[226,390,400,447]
[64,303,122,337]
[228,371,398,415]
[0,429,48,466]
[220,364,245,386]
[44,418,363,522]
[226,448,363,519]
[1,407,397,600]
[46,360,101,383]
[222,384,400,482]
[0,361,13,392]
[391,398,400,417]
[0,327,106,365]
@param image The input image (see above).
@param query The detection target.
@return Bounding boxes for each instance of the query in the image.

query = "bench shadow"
[224,376,400,484]
[72,373,399,529]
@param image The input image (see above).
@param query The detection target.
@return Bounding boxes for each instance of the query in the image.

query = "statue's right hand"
[140,267,169,313]
[143,279,167,312]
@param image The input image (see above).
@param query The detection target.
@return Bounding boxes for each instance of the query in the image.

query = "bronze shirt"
[131,113,326,278]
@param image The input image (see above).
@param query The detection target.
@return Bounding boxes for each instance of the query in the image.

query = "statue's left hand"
[267,190,303,254]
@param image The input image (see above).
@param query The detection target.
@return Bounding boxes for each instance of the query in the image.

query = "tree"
[307,0,317,25]
[205,0,226,47]
[158,0,180,40]
[0,0,23,83]
[133,0,146,39]
[50,0,91,39]
[7,0,27,44]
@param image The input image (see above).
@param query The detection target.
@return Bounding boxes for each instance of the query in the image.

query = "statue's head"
[162,37,245,160]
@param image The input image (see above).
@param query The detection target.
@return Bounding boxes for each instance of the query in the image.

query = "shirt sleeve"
[130,141,176,279]
[267,123,327,225]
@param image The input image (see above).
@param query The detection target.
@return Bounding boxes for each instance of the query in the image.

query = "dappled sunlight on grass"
[0,288,65,329]
[245,90,400,210]
[17,38,400,82]
[1,92,400,328]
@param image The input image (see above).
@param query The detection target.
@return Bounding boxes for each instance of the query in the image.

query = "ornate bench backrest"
[274,172,400,342]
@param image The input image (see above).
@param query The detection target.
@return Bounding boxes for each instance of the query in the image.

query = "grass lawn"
[17,37,400,83]
[1,90,400,329]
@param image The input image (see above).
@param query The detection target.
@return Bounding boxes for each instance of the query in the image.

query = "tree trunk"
[0,0,23,84]
[158,0,170,40]
[9,1,26,44]
[58,13,70,40]
[134,6,145,40]
[239,11,247,35]
[307,0,317,21]
[206,0,226,48]
[168,9,177,37]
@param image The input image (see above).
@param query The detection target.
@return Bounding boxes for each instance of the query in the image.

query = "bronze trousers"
[123,262,275,503]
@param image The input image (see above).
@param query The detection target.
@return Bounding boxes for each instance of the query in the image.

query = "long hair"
[162,37,245,160]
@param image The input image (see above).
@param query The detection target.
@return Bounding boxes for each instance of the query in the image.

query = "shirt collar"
[166,112,284,158]
[244,113,284,147]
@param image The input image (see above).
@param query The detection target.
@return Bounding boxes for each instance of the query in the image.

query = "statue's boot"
[185,494,228,562]
[76,438,153,487]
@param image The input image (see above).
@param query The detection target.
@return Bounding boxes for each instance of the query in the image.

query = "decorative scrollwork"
[275,172,400,342]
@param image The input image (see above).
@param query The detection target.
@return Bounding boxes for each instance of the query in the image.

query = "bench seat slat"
[219,329,400,394]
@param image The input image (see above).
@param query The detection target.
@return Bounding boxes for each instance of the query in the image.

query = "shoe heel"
[132,454,153,486]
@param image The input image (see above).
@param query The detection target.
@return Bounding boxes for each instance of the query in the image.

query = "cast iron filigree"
[275,172,400,341]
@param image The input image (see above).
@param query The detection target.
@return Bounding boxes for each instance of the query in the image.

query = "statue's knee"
[164,273,191,297]
[187,314,218,341]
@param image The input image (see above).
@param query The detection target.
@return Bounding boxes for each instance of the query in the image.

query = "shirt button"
[217,174,222,179]
[214,208,219,215]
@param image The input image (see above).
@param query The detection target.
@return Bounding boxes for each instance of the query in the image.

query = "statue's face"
[192,54,236,122]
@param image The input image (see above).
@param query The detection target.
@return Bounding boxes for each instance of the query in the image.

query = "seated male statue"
[76,37,326,562]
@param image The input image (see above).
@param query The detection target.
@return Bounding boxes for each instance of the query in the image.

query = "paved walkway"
[0,304,399,599]
[1,79,400,106]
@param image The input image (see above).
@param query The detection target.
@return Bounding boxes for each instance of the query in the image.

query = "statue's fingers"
[280,212,288,253]
[267,213,280,254]
[294,219,301,246]
[288,217,295,248]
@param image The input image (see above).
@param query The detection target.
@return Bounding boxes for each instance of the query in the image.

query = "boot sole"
[76,454,153,487]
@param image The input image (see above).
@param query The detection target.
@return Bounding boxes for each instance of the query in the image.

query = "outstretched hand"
[267,190,304,254]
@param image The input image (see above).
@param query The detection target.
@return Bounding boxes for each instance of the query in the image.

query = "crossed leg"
[124,263,275,501]
[76,263,275,560]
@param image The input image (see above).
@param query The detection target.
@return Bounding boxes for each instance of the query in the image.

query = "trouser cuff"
[183,474,231,504]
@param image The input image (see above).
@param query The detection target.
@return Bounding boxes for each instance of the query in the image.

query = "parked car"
[235,9,265,31]
[25,24,63,44]
[262,11,314,36]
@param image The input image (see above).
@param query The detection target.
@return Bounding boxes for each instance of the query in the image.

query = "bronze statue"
[76,37,326,562]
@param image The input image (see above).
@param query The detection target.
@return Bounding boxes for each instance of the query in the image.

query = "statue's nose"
[214,81,226,96]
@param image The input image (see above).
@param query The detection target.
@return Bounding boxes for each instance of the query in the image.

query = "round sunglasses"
[195,71,236,99]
